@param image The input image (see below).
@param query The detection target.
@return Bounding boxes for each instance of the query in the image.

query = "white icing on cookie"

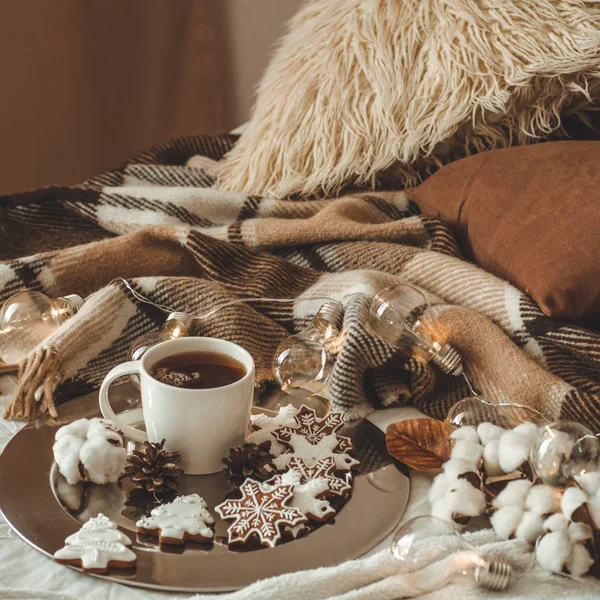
[248,405,299,456]
[53,418,126,485]
[285,522,310,539]
[54,513,136,571]
[136,494,215,540]
[286,456,352,497]
[273,433,359,472]
[215,479,307,548]
[269,469,336,521]
[274,405,345,445]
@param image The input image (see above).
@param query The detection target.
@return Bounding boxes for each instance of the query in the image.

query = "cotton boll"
[450,440,483,466]
[567,521,592,544]
[498,429,534,473]
[543,513,568,533]
[477,423,505,446]
[87,418,122,444]
[55,418,89,441]
[566,544,594,578]
[482,440,503,476]
[444,477,486,518]
[431,498,455,523]
[53,435,85,485]
[443,458,476,479]
[587,495,600,528]
[561,487,589,520]
[492,479,532,509]
[79,437,126,484]
[514,511,544,544]
[490,505,524,540]
[524,484,562,515]
[428,472,451,504]
[574,472,600,497]
[451,426,480,444]
[513,421,538,441]
[536,531,571,574]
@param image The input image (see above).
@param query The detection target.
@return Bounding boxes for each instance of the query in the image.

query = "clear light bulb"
[391,516,513,592]
[129,312,193,361]
[446,395,547,430]
[368,284,463,376]
[530,420,600,488]
[273,301,344,393]
[0,291,84,333]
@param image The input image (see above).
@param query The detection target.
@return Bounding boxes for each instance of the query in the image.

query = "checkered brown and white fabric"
[1,134,599,427]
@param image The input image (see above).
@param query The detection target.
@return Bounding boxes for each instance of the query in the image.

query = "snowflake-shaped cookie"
[266,469,336,522]
[273,405,355,457]
[247,405,299,457]
[287,457,352,497]
[274,405,344,445]
[136,494,214,545]
[215,478,307,548]
[274,433,359,472]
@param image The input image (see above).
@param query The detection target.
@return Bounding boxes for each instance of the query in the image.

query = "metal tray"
[0,384,409,592]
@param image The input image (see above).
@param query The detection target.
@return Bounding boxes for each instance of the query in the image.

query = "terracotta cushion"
[406,141,600,325]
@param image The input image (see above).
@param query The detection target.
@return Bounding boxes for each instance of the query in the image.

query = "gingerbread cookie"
[136,494,215,545]
[287,456,352,497]
[54,513,136,574]
[247,404,299,457]
[274,405,344,445]
[274,433,359,472]
[215,478,307,548]
[266,469,336,522]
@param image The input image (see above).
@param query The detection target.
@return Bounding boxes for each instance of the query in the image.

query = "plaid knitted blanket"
[1,134,599,428]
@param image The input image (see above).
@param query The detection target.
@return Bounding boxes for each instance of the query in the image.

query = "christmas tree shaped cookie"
[136,494,215,545]
[54,513,136,574]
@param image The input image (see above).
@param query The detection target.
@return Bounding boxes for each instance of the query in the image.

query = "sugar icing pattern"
[54,513,136,571]
[136,494,215,540]
[215,478,307,548]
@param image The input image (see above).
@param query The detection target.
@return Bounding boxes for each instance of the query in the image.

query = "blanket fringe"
[0,362,18,375]
[4,348,63,421]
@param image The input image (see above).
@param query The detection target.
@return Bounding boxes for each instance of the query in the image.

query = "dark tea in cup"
[150,351,247,389]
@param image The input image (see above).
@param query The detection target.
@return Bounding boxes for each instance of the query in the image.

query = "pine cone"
[123,487,178,519]
[119,439,183,498]
[223,443,277,483]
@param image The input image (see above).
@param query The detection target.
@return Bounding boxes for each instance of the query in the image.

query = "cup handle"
[99,361,148,443]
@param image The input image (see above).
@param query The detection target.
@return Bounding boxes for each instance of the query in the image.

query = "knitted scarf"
[0,135,599,427]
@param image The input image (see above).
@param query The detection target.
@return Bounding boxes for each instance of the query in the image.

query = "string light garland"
[0,291,84,335]
[273,300,344,393]
[368,283,463,376]
[0,279,471,394]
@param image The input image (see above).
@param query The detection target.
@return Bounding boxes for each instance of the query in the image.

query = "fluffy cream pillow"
[217,0,600,198]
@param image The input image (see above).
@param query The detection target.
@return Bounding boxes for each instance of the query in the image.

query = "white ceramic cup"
[99,337,255,475]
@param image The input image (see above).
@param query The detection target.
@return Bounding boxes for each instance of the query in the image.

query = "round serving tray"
[0,384,409,593]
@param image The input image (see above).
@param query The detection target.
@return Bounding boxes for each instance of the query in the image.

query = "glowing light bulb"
[391,516,513,592]
[129,312,193,362]
[530,420,600,488]
[368,284,463,376]
[446,395,547,430]
[273,301,343,393]
[0,291,84,333]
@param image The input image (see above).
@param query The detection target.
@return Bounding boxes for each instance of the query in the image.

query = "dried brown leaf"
[386,418,454,471]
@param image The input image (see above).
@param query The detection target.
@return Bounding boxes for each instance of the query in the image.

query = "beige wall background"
[0,0,303,194]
